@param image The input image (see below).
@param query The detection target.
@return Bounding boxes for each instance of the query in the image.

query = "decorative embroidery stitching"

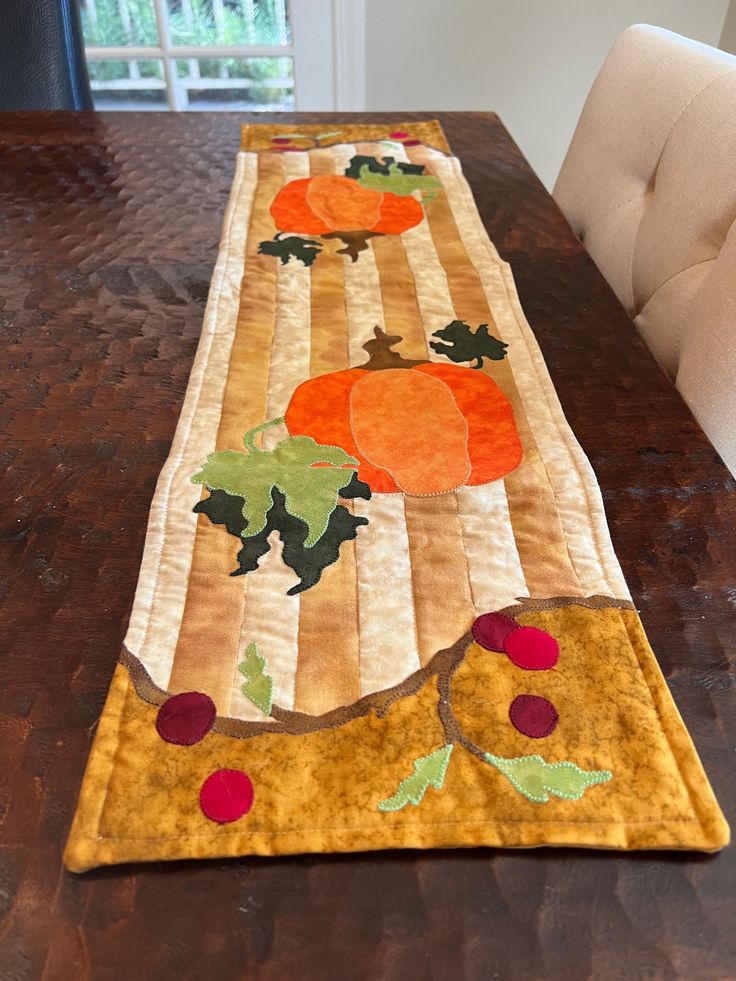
[257,233,323,266]
[429,320,509,369]
[155,691,216,746]
[258,155,435,265]
[269,131,344,152]
[472,611,519,652]
[191,419,360,548]
[238,643,274,716]
[343,154,425,180]
[484,754,612,804]
[504,626,560,671]
[508,694,559,739]
[284,327,523,494]
[194,473,370,596]
[377,745,454,812]
[354,161,441,201]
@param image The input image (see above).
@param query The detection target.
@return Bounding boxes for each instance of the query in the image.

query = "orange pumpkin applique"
[284,327,523,495]
[270,174,424,260]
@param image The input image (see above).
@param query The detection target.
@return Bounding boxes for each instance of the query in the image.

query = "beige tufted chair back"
[554,25,736,475]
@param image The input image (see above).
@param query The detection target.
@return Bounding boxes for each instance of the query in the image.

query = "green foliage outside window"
[81,0,292,105]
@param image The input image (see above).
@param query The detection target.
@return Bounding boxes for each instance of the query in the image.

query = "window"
[81,0,295,111]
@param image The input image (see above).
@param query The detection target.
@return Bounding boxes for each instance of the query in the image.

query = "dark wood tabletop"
[1,110,734,980]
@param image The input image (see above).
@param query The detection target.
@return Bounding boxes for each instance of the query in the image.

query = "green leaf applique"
[194,473,371,595]
[238,642,274,715]
[377,745,454,812]
[192,421,359,548]
[356,161,442,200]
[343,154,425,180]
[485,752,612,804]
[429,320,508,369]
[258,234,323,266]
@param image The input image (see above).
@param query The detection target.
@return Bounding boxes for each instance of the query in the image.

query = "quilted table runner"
[65,121,728,871]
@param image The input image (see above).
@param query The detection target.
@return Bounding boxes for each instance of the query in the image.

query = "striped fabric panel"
[124,153,257,691]
[229,151,312,719]
[418,149,629,599]
[291,146,361,714]
[166,153,285,713]
[128,137,632,724]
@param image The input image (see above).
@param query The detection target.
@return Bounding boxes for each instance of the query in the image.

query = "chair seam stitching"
[629,65,736,316]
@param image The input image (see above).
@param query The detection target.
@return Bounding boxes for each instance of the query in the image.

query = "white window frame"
[84,0,365,112]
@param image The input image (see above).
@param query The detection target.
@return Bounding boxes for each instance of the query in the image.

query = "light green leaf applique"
[377,745,454,812]
[316,130,343,141]
[356,161,442,200]
[192,418,359,548]
[238,642,274,715]
[485,752,612,804]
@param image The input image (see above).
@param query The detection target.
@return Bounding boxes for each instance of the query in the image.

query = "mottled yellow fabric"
[241,120,451,154]
[64,606,728,872]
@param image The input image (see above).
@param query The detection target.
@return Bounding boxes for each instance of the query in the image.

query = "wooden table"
[1,111,734,980]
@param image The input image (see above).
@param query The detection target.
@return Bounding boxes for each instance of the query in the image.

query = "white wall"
[364,0,730,189]
[719,0,736,51]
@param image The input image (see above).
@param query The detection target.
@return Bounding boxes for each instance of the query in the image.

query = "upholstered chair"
[554,25,736,475]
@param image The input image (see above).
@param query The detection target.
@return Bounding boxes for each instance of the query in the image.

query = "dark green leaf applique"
[192,420,359,548]
[429,320,509,369]
[377,745,454,812]
[193,489,246,538]
[194,473,371,596]
[258,234,323,267]
[485,753,612,803]
[343,154,425,180]
[238,642,274,715]
[233,488,369,595]
[356,162,442,200]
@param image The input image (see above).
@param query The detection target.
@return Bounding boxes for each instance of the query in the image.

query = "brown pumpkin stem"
[322,230,382,262]
[360,326,430,371]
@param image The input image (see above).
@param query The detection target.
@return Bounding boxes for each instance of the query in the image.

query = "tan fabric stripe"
[126,153,258,689]
[371,235,429,360]
[230,152,313,719]
[426,152,619,598]
[354,139,428,358]
[167,153,285,712]
[293,523,360,714]
[403,494,475,665]
[307,147,351,377]
[410,148,582,598]
[333,144,384,367]
[294,146,360,714]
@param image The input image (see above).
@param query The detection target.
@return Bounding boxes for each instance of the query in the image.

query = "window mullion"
[151,0,183,110]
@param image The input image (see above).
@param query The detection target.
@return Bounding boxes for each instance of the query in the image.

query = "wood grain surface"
[1,111,734,980]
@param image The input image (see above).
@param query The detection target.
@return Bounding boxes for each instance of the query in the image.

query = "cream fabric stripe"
[455,483,529,610]
[329,142,422,695]
[230,152,313,718]
[353,495,421,695]
[293,145,361,714]
[353,140,428,361]
[501,263,630,599]
[167,153,285,712]
[426,150,628,599]
[125,153,257,689]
